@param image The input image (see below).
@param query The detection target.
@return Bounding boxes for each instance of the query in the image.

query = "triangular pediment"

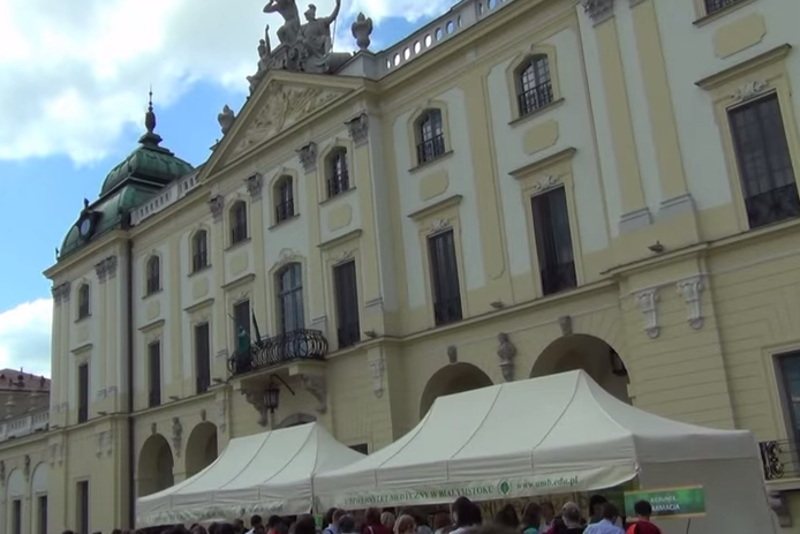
[204,72,361,177]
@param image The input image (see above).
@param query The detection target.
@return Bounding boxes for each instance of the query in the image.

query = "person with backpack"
[625,501,661,534]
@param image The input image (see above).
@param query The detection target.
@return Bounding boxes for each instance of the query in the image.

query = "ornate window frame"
[270,169,300,227]
[406,100,454,171]
[227,198,250,248]
[76,282,91,321]
[268,251,308,335]
[504,43,563,124]
[695,44,799,233]
[693,0,757,26]
[189,227,211,274]
[319,138,356,203]
[144,253,162,297]
[407,194,467,327]
[509,147,584,297]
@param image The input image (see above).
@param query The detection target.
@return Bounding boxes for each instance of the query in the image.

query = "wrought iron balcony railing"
[759,439,800,480]
[228,328,328,376]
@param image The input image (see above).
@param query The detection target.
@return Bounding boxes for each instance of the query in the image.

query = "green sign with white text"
[624,486,706,519]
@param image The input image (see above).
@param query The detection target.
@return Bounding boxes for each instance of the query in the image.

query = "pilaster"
[209,193,228,378]
[462,68,514,307]
[246,172,269,333]
[582,0,651,234]
[298,142,326,324]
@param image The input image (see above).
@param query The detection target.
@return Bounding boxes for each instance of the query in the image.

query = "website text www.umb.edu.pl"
[342,476,581,506]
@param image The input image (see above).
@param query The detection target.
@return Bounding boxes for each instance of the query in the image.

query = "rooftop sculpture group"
[246,0,356,92]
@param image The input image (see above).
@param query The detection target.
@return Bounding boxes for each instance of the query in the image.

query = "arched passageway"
[185,422,219,477]
[530,334,630,403]
[137,434,175,496]
[420,363,493,418]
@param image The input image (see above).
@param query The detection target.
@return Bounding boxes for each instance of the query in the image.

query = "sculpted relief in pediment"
[228,83,347,159]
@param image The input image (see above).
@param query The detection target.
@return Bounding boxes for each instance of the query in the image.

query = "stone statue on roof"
[263,0,301,45]
[298,0,341,65]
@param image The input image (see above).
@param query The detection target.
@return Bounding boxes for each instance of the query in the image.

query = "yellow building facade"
[2,0,800,532]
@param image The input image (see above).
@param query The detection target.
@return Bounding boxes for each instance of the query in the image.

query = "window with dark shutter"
[729,94,799,229]
[531,186,577,296]
[192,230,209,272]
[77,481,89,534]
[277,264,304,334]
[333,260,360,348]
[12,499,21,534]
[37,495,48,534]
[195,323,211,394]
[428,229,463,326]
[148,341,162,407]
[78,362,89,423]
[146,256,161,295]
[416,110,446,165]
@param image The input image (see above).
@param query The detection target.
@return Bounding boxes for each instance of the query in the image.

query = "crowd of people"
[58,493,661,534]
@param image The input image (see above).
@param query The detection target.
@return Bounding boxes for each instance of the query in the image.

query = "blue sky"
[0,0,458,377]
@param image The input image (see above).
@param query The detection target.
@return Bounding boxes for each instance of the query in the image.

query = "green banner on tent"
[624,486,706,519]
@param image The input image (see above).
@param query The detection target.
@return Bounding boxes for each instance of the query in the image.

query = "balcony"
[0,410,49,442]
[228,329,329,377]
[759,439,800,483]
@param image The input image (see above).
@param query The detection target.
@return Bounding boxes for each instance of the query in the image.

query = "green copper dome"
[58,98,193,260]
[99,101,194,197]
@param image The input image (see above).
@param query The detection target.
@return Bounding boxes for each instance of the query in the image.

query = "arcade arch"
[419,363,493,418]
[137,434,174,497]
[530,334,630,403]
[185,422,219,477]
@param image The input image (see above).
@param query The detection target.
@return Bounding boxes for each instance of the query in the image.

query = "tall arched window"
[415,109,445,165]
[77,283,90,319]
[516,54,553,116]
[277,263,304,334]
[230,201,248,245]
[326,148,350,198]
[146,256,161,295]
[274,176,295,223]
[192,230,209,272]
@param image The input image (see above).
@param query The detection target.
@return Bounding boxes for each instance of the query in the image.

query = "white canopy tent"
[137,422,364,527]
[314,370,774,534]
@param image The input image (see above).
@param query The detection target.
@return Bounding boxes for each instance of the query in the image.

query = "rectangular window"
[38,495,48,534]
[531,187,577,296]
[77,481,89,534]
[233,299,251,339]
[12,499,22,534]
[78,362,89,423]
[276,179,295,223]
[778,352,800,440]
[148,341,161,407]
[729,94,799,229]
[195,323,211,394]
[704,0,740,15]
[333,260,360,348]
[428,229,463,326]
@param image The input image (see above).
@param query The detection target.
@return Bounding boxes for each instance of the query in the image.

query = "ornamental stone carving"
[218,104,236,135]
[245,172,264,200]
[581,0,615,25]
[301,374,327,413]
[731,79,769,104]
[351,13,374,51]
[345,113,369,147]
[52,282,71,305]
[429,218,451,235]
[243,388,270,427]
[370,358,385,398]
[297,142,318,174]
[635,288,660,338]
[171,417,183,457]
[209,194,225,222]
[96,430,113,458]
[216,398,228,433]
[231,85,343,157]
[497,333,517,382]
[559,315,573,336]
[532,175,561,193]
[95,256,118,283]
[677,276,704,330]
[447,345,458,364]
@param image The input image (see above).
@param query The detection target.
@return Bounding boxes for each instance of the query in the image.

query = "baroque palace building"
[2,0,800,531]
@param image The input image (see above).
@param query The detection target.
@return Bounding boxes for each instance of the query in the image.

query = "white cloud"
[0,299,52,378]
[0,0,457,164]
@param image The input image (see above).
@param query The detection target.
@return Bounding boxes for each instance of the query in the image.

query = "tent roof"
[314,370,757,508]
[137,422,364,526]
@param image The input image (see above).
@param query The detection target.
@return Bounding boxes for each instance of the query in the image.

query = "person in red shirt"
[626,501,662,534]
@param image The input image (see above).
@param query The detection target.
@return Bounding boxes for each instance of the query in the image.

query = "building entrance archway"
[531,334,630,403]
[185,422,219,477]
[420,363,493,418]
[137,434,175,497]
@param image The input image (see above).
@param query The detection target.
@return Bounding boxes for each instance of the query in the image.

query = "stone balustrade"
[0,409,49,443]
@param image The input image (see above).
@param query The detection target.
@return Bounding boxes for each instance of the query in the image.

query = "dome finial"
[139,85,163,147]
